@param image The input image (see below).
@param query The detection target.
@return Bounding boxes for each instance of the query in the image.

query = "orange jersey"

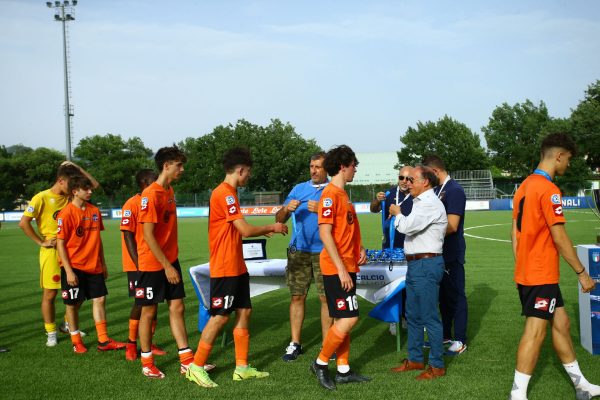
[318,184,362,276]
[120,194,143,272]
[137,182,178,272]
[56,202,104,273]
[208,182,246,277]
[513,174,566,285]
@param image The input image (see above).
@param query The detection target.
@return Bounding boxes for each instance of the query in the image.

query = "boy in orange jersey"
[120,169,167,360]
[20,161,98,347]
[136,146,195,379]
[185,146,288,388]
[509,133,599,400]
[310,145,370,391]
[56,175,125,354]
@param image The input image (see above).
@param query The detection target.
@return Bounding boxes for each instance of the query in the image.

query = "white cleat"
[46,331,58,347]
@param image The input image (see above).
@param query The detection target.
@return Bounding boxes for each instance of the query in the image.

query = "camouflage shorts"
[286,251,324,296]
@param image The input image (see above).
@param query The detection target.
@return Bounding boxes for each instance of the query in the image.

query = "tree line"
[1,81,598,211]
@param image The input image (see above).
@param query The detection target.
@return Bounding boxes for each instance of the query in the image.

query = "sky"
[1,0,599,155]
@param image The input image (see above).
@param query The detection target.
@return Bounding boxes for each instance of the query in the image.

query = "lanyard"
[436,175,451,198]
[533,169,552,181]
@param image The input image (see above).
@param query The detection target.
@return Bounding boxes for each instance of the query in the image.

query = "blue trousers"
[406,256,445,368]
[439,260,468,343]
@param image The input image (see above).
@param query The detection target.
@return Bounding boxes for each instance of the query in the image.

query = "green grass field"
[0,210,599,399]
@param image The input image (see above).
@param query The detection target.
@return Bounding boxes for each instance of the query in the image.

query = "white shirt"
[394,188,447,255]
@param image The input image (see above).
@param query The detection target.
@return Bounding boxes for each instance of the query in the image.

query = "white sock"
[337,364,350,374]
[69,330,79,336]
[141,351,152,359]
[563,360,590,388]
[316,358,328,366]
[510,370,530,399]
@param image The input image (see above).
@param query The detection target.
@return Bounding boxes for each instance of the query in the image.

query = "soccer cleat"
[59,322,86,337]
[73,342,88,354]
[576,383,600,400]
[445,341,467,356]
[282,342,303,362]
[508,394,527,400]
[180,359,216,374]
[391,359,425,372]
[233,365,269,381]
[125,342,138,361]
[186,364,218,387]
[334,370,372,384]
[142,364,165,379]
[46,331,58,347]
[97,338,126,351]
[151,344,166,356]
[310,361,336,391]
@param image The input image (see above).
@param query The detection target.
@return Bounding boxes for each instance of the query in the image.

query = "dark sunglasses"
[398,175,413,183]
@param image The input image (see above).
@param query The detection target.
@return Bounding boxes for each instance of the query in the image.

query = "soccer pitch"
[0,210,598,399]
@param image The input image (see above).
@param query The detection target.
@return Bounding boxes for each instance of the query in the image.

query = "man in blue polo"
[423,155,468,355]
[276,152,332,362]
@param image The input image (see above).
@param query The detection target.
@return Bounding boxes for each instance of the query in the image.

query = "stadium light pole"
[46,1,77,160]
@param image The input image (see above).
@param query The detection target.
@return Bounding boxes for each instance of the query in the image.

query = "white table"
[189,259,407,332]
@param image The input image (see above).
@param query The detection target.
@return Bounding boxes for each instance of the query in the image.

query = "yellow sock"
[45,322,57,334]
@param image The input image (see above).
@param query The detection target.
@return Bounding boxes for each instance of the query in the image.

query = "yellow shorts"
[39,247,61,289]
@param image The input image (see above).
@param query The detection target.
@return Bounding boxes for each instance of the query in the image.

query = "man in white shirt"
[388,165,448,380]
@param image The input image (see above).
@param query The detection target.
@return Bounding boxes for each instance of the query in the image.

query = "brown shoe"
[391,359,425,372]
[415,365,446,380]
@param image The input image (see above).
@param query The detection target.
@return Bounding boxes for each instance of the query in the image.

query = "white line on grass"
[464,223,511,243]
[465,218,596,245]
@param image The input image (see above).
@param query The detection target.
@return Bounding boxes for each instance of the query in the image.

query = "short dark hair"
[323,145,358,177]
[310,151,326,161]
[135,169,157,190]
[541,132,577,158]
[415,165,439,187]
[421,155,446,171]
[154,146,187,172]
[68,175,93,194]
[56,164,82,181]
[222,146,253,173]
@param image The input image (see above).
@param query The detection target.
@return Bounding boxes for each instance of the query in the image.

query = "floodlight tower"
[46,1,77,160]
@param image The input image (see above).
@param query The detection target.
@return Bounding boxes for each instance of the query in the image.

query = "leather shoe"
[335,370,372,384]
[310,361,336,390]
[391,359,425,372]
[416,365,446,380]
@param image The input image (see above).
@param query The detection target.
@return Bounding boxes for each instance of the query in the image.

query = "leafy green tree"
[0,146,65,210]
[73,134,153,199]
[483,100,551,176]
[571,80,600,171]
[0,147,19,211]
[17,147,66,198]
[178,119,322,194]
[397,115,488,171]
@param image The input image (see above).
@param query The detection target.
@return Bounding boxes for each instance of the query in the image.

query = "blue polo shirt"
[283,180,328,253]
[435,178,466,264]
[382,187,413,249]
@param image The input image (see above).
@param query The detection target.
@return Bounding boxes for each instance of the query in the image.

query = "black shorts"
[134,259,186,306]
[61,268,108,305]
[323,273,359,318]
[518,284,564,320]
[209,273,252,316]
[127,271,139,297]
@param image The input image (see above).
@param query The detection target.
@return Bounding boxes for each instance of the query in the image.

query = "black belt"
[406,253,442,261]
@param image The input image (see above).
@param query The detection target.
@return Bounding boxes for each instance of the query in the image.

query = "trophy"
[585,189,600,245]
